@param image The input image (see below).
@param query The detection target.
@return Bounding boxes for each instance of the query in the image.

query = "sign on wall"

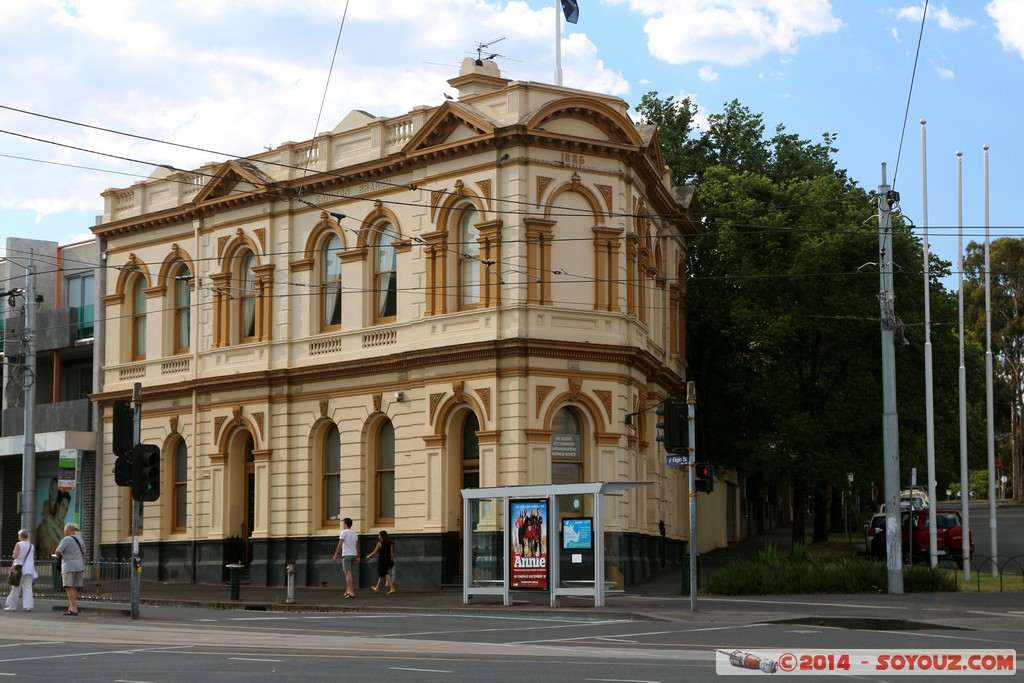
[510,499,548,589]
[562,517,593,550]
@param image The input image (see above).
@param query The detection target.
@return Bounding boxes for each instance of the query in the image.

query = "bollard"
[226,563,244,600]
[286,562,296,604]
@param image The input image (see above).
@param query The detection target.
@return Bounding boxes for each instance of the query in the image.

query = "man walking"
[332,517,359,598]
[53,523,85,616]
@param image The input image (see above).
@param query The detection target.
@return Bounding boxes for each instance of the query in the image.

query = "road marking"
[585,679,661,683]
[228,657,283,662]
[390,667,452,673]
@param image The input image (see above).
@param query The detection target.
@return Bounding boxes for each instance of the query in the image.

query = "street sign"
[996,460,1002,470]
[666,453,689,467]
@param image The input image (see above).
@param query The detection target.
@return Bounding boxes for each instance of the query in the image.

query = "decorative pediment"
[526,97,645,147]
[192,159,275,204]
[404,102,495,154]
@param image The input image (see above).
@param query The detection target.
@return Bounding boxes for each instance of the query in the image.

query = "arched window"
[172,439,188,531]
[551,407,582,485]
[375,419,395,522]
[462,412,480,489]
[458,205,481,307]
[239,250,257,340]
[374,223,397,321]
[172,262,191,353]
[131,274,147,360]
[321,234,343,329]
[323,424,340,522]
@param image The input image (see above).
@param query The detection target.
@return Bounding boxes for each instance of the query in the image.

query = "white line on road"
[390,667,453,673]
[585,678,661,682]
[228,657,283,662]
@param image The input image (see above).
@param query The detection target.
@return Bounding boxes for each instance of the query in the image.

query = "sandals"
[343,593,354,599]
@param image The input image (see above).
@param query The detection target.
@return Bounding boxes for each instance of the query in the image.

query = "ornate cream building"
[92,59,713,589]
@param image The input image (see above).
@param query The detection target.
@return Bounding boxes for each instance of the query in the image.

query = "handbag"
[8,565,21,586]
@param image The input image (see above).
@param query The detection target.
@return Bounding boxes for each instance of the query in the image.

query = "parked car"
[863,512,885,555]
[870,508,974,563]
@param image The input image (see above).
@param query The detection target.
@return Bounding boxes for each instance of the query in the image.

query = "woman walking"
[366,530,396,595]
[5,530,37,612]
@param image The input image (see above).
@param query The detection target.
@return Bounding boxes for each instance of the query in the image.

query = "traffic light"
[694,463,714,493]
[113,450,133,487]
[656,398,686,454]
[112,400,134,457]
[131,443,161,502]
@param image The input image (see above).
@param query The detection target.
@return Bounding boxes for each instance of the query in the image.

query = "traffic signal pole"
[130,382,142,620]
[687,381,697,612]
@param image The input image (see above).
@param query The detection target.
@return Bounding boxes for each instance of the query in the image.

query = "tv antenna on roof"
[472,37,508,61]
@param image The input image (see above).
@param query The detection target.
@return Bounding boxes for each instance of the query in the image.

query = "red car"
[870,508,974,563]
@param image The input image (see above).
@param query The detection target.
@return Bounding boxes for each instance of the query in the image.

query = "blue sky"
[1,0,1020,286]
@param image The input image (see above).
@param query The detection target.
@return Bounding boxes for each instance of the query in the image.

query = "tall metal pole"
[553,0,563,86]
[957,150,972,581]
[878,164,903,594]
[20,250,37,540]
[686,381,697,612]
[131,382,142,620]
[984,144,998,577]
[921,120,938,568]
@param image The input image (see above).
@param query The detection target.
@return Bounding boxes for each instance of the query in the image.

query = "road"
[962,502,1024,572]
[1,600,1021,682]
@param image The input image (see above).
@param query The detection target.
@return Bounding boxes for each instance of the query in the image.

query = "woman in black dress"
[366,530,396,594]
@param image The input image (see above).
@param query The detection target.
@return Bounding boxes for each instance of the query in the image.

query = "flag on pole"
[561,0,579,24]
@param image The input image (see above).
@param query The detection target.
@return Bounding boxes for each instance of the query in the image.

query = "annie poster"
[510,499,548,589]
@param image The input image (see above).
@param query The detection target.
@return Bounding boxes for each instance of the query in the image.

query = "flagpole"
[921,119,938,568]
[984,143,998,577]
[957,149,971,581]
[554,0,562,86]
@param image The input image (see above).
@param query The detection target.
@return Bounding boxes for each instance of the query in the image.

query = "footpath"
[59,527,1024,632]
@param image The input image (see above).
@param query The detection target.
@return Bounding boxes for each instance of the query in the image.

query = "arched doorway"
[225,428,256,566]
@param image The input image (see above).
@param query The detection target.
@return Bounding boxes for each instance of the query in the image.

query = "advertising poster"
[35,458,79,558]
[562,517,593,550]
[510,499,548,589]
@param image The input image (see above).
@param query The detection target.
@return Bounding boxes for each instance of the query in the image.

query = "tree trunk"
[812,487,829,543]
[791,479,805,546]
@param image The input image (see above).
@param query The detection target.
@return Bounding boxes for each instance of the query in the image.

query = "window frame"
[172,438,188,532]
[375,419,396,523]
[373,222,397,322]
[238,250,257,342]
[172,262,191,354]
[457,205,482,309]
[322,423,341,524]
[130,273,148,361]
[320,233,343,330]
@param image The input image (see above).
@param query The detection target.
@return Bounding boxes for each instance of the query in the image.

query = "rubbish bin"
[52,555,61,592]
[226,563,245,600]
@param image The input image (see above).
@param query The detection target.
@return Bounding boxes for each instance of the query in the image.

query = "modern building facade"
[0,237,100,560]
[92,59,719,590]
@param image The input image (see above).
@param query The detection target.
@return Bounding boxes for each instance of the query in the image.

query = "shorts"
[342,557,356,572]
[62,571,84,588]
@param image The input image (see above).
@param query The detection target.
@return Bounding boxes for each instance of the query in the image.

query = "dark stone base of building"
[102,530,683,591]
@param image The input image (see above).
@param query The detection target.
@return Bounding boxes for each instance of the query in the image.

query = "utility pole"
[130,382,142,620]
[878,164,903,594]
[20,250,37,540]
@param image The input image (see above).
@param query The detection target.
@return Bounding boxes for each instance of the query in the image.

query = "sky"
[1,0,1021,289]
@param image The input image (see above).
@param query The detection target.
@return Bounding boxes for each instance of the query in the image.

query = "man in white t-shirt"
[332,517,359,598]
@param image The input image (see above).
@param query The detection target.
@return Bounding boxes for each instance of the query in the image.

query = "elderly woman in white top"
[5,529,38,612]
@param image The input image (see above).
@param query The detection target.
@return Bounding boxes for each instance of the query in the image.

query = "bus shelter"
[461,481,653,607]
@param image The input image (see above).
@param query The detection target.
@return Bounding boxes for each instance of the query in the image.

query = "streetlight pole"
[20,250,37,540]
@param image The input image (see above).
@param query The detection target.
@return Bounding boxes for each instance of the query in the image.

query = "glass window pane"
[552,462,582,485]
[375,223,397,318]
[175,268,190,351]
[377,420,395,469]
[240,252,256,338]
[133,275,147,358]
[459,206,480,306]
[322,234,343,327]
[378,471,395,519]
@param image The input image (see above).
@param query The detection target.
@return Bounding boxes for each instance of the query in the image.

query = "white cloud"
[697,65,719,81]
[934,66,955,79]
[606,0,840,66]
[988,0,1024,59]
[896,3,974,30]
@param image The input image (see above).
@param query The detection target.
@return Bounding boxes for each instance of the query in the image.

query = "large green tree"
[963,237,1024,501]
[637,96,974,544]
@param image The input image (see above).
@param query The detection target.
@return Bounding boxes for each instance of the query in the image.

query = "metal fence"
[3,557,132,603]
